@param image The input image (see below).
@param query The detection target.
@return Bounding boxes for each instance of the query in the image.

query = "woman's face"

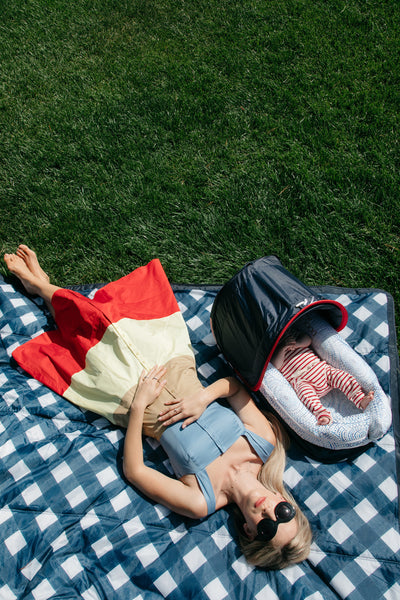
[242,487,298,547]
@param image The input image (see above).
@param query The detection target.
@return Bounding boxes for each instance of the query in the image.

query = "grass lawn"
[0,1,399,336]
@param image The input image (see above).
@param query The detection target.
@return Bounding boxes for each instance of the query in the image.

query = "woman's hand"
[133,365,167,410]
[157,377,243,429]
[158,389,209,429]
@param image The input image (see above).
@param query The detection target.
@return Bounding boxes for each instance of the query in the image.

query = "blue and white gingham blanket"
[0,277,399,600]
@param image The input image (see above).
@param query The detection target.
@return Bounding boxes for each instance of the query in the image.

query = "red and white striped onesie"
[279,347,365,424]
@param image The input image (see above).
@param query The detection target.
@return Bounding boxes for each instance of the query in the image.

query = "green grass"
[0,0,399,336]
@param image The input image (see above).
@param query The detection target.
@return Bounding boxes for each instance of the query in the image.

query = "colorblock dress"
[12,259,202,431]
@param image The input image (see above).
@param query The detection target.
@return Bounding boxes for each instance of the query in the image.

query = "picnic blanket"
[0,271,399,599]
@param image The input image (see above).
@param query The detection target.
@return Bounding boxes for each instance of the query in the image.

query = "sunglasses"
[255,501,296,542]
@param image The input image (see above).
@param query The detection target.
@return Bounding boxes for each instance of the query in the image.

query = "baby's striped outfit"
[279,347,365,424]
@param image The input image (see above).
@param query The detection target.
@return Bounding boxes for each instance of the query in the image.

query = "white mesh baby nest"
[260,314,392,450]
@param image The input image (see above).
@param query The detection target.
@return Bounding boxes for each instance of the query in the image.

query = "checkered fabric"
[0,277,399,600]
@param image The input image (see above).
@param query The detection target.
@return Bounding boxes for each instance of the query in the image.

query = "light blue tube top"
[160,402,274,515]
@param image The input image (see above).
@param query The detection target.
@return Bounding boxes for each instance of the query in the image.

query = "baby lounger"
[261,313,392,452]
[210,256,392,456]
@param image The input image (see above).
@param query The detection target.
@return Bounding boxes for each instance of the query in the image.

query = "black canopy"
[210,256,347,390]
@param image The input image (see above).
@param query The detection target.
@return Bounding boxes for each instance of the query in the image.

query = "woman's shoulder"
[178,474,212,518]
[246,420,276,446]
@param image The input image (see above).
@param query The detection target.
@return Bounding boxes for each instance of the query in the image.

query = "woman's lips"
[255,496,266,508]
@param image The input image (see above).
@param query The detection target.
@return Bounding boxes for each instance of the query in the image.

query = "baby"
[271,327,374,425]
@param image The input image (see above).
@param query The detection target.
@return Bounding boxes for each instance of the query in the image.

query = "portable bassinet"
[210,256,392,457]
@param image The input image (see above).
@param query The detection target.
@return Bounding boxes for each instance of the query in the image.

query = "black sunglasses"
[255,501,296,542]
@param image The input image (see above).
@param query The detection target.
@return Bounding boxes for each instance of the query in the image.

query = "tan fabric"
[114,355,204,438]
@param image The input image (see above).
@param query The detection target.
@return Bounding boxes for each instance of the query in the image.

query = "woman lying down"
[4,245,312,570]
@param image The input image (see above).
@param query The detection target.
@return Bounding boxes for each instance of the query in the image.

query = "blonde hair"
[234,412,313,570]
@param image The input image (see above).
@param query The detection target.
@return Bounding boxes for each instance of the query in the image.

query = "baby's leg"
[326,366,374,409]
[359,390,374,409]
[294,380,333,426]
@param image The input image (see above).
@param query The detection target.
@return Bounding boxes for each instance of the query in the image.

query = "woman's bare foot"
[16,244,49,283]
[4,253,43,295]
[4,247,59,317]
[360,390,374,409]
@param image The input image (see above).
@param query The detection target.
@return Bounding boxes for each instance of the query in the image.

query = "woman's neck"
[224,463,261,508]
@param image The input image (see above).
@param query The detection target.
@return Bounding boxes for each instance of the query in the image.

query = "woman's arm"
[224,382,276,445]
[123,366,207,518]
